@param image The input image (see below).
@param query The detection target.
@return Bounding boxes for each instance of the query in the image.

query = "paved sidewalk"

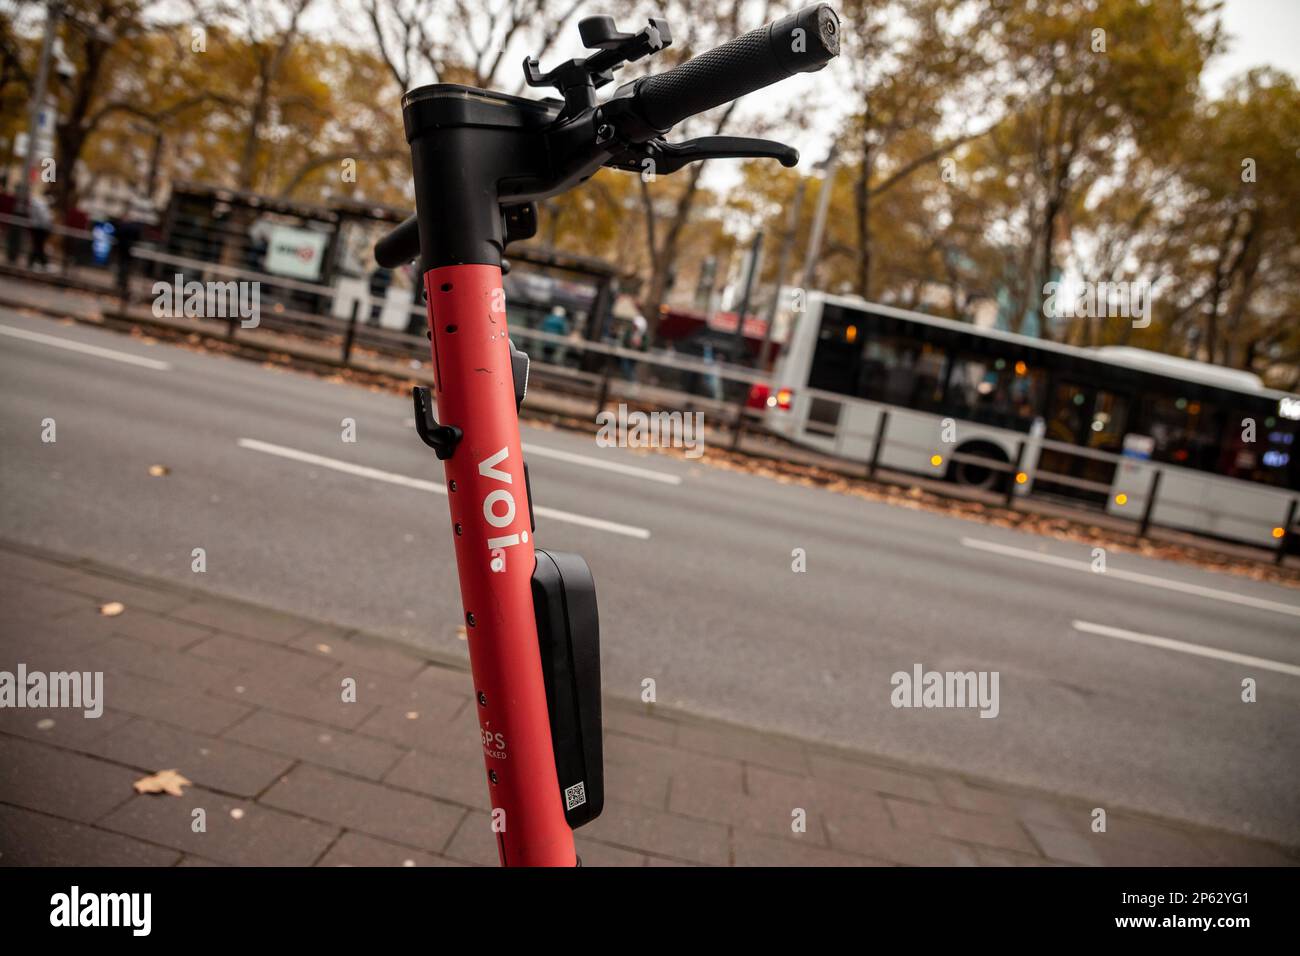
[0,540,1295,867]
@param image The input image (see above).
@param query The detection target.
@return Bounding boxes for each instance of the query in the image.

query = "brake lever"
[606,136,799,175]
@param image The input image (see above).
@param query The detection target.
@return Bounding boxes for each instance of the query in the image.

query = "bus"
[764,293,1300,550]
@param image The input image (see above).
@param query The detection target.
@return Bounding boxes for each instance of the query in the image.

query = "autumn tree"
[829,0,1003,300]
[0,4,32,153]
[176,15,409,200]
[967,0,1219,337]
[10,0,196,215]
[361,0,587,92]
[1126,69,1300,384]
[616,0,789,341]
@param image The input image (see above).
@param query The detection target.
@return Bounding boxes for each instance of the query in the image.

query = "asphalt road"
[2,307,1297,845]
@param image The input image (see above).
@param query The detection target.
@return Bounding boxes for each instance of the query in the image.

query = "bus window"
[1218,412,1299,487]
[1087,390,1129,451]
[1145,394,1221,470]
[857,335,906,402]
[1217,412,1259,480]
[807,397,841,436]
[945,354,1045,431]
[808,317,859,395]
[857,336,943,407]
[1259,420,1299,488]
[912,344,947,411]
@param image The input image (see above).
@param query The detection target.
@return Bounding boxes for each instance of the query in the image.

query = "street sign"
[12,104,56,159]
[265,225,328,280]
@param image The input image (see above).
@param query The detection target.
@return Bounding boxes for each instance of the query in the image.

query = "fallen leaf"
[133,769,191,797]
[148,464,170,477]
[99,602,125,617]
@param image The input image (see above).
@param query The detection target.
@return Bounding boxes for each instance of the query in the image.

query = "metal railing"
[127,245,769,415]
[2,240,1295,564]
[789,384,1298,561]
[0,211,96,242]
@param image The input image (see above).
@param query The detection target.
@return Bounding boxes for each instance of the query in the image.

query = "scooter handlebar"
[630,4,840,132]
[377,5,839,268]
[374,214,420,269]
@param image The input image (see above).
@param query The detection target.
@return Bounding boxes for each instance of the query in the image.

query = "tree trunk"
[1038,194,1060,340]
[238,56,272,192]
[854,115,872,297]
[640,165,703,344]
[1202,211,1243,364]
[51,34,107,218]
[640,101,739,343]
[1221,216,1260,368]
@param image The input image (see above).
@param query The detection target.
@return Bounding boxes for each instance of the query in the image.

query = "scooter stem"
[425,263,576,867]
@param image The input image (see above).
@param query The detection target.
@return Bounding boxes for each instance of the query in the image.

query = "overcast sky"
[1203,0,1300,93]
[307,0,1300,190]
[735,0,1300,174]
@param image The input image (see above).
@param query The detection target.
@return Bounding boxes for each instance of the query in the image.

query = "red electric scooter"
[376,4,840,867]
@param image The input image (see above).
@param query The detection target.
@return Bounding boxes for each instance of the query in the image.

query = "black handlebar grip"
[374,214,420,268]
[632,4,839,131]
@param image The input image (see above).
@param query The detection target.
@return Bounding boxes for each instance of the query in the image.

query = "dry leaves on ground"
[132,769,192,797]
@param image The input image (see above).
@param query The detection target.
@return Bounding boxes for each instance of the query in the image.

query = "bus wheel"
[950,441,1009,492]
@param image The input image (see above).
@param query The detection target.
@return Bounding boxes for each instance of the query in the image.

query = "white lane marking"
[532,506,650,539]
[961,537,1300,619]
[522,441,682,486]
[237,438,651,540]
[1072,620,1300,677]
[0,323,171,371]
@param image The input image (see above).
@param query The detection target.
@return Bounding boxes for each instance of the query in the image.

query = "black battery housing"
[531,549,603,828]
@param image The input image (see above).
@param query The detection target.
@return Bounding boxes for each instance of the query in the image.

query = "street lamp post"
[745,144,836,387]
[729,229,764,363]
[757,176,806,370]
[799,145,838,294]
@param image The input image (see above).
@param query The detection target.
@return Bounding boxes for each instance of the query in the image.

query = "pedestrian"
[540,305,568,363]
[368,267,392,325]
[27,193,52,271]
[565,322,585,367]
[113,197,154,295]
[620,311,647,381]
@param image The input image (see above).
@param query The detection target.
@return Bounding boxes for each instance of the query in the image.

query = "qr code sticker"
[564,781,587,811]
